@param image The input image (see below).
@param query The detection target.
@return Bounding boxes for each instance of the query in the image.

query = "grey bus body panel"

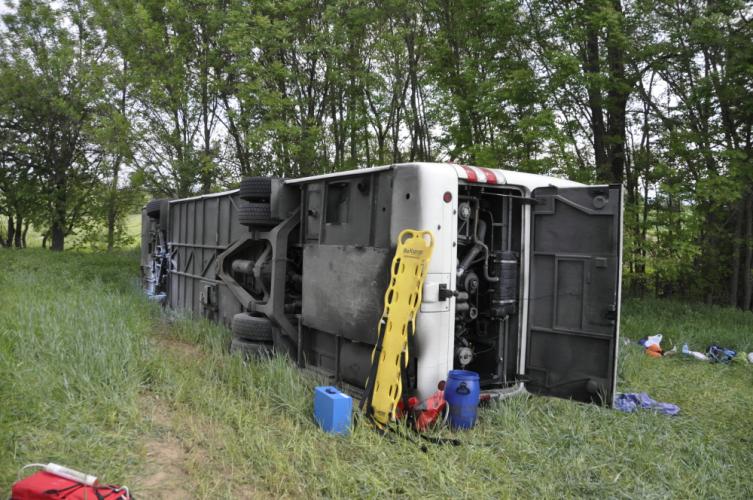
[167,191,247,326]
[301,245,391,344]
[297,168,396,392]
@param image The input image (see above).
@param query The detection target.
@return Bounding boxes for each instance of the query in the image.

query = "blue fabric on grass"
[615,392,680,416]
[706,344,736,364]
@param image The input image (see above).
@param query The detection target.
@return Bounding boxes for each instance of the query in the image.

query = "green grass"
[2,248,753,498]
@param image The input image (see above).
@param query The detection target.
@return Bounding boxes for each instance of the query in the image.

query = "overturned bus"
[141,163,623,405]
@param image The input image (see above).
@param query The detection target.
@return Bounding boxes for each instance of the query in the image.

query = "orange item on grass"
[645,344,663,358]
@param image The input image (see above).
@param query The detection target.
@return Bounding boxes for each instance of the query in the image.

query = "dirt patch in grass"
[141,436,192,498]
[136,394,268,499]
[136,395,195,499]
[136,335,267,499]
[155,335,205,361]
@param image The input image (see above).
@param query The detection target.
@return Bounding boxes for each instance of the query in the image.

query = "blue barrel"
[445,370,481,430]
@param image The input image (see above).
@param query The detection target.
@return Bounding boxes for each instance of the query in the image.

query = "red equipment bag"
[11,471,132,500]
[396,389,448,431]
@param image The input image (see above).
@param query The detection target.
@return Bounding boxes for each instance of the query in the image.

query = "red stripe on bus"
[461,165,477,182]
[478,167,497,184]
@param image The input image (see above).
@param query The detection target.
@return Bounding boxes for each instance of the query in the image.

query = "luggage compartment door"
[525,185,622,405]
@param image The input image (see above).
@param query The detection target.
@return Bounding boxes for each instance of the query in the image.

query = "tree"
[426,0,565,172]
[524,0,641,183]
[96,0,227,197]
[0,0,114,251]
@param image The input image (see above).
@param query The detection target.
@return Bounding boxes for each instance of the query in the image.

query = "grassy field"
[20,213,142,248]
[1,249,752,498]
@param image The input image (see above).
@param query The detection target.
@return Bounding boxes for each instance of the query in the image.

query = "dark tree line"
[1,0,752,309]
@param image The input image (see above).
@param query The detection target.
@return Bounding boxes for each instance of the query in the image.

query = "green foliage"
[0,0,137,250]
[425,0,560,169]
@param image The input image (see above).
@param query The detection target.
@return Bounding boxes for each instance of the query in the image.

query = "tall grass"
[0,249,155,487]
[2,249,752,498]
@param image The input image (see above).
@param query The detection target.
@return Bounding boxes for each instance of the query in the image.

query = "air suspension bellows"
[231,259,255,274]
[490,251,518,317]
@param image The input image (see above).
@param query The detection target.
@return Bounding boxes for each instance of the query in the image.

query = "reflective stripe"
[460,165,478,182]
[478,167,498,184]
[451,163,505,184]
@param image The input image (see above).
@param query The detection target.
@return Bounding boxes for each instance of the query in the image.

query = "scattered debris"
[682,343,709,361]
[638,334,671,357]
[615,392,680,416]
[639,336,746,365]
[645,344,663,358]
[638,334,663,349]
[680,343,743,364]
[663,345,678,357]
[397,386,448,431]
[706,344,736,364]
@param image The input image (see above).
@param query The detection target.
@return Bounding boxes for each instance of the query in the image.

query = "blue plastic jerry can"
[314,386,352,435]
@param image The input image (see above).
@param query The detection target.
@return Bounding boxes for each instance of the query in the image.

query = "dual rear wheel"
[238,177,279,229]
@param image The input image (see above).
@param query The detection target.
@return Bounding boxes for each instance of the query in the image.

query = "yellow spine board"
[367,229,434,428]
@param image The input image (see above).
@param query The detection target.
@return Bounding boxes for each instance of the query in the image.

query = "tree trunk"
[223,94,250,175]
[439,0,473,156]
[377,132,385,165]
[364,111,371,168]
[6,215,15,248]
[105,157,120,251]
[200,35,213,194]
[743,193,753,309]
[13,214,23,248]
[406,28,423,161]
[107,60,128,251]
[106,151,122,251]
[418,83,432,159]
[582,1,609,181]
[106,183,117,251]
[51,223,65,251]
[605,0,627,184]
[730,201,743,306]
[22,220,29,248]
[349,66,357,169]
[625,161,643,295]
[51,172,66,252]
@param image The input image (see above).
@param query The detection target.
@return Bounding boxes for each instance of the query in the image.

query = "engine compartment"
[453,185,524,388]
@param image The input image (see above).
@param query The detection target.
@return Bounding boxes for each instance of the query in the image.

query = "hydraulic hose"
[457,219,487,277]
[457,200,500,282]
